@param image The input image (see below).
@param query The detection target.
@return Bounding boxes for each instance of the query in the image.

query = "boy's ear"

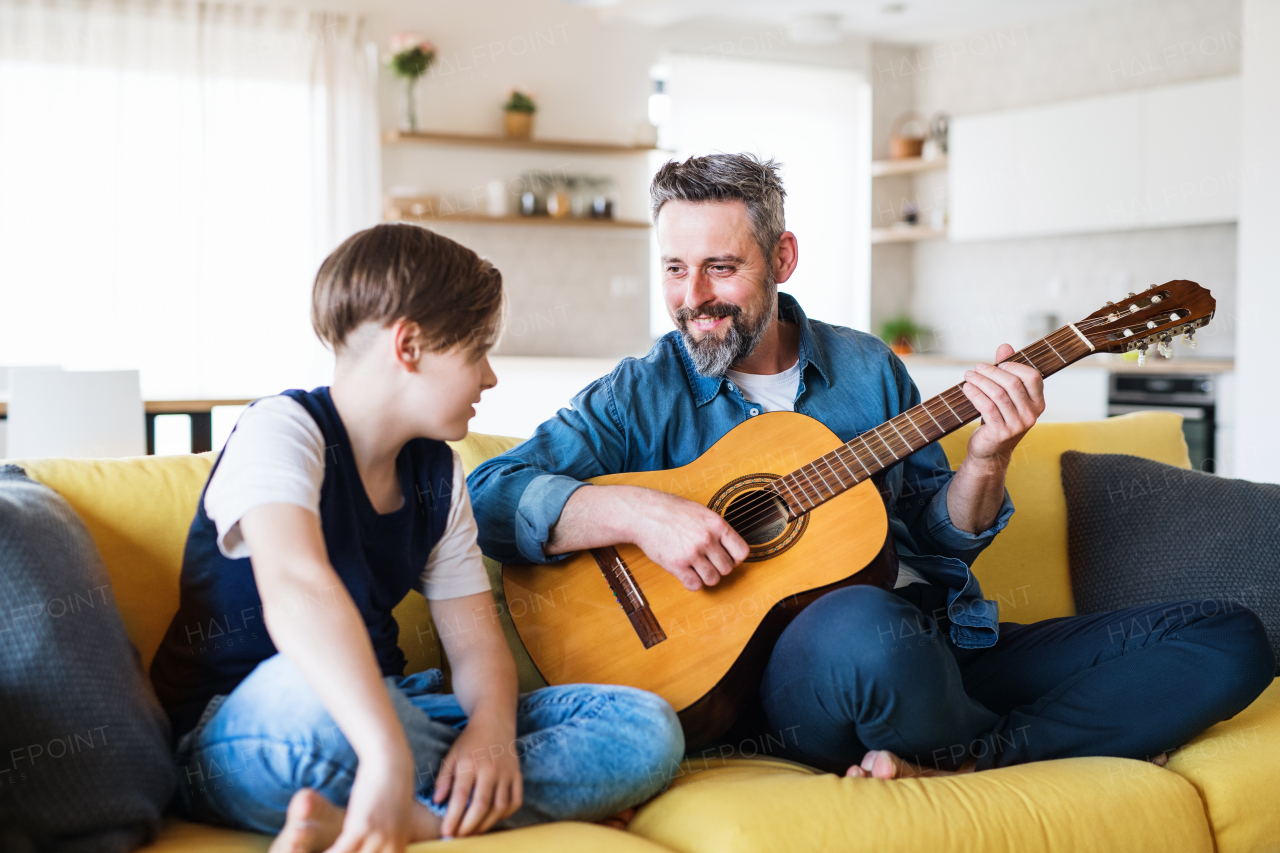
[391,318,425,369]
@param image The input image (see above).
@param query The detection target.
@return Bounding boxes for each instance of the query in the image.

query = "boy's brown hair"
[312,223,504,355]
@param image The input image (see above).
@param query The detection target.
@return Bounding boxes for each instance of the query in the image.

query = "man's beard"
[676,282,777,378]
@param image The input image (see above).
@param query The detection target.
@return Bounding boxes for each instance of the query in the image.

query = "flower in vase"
[388,33,435,79]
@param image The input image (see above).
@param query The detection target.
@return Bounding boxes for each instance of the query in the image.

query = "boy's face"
[412,343,497,442]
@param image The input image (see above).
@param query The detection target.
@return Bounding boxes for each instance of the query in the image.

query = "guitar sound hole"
[724,490,789,546]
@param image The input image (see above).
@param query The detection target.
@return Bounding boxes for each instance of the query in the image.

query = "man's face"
[657,200,776,377]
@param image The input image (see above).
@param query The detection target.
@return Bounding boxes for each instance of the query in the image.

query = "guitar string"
[721,328,1082,536]
[719,310,1192,538]
[722,324,1101,538]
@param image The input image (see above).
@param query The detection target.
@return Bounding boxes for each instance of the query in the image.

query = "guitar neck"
[773,324,1096,516]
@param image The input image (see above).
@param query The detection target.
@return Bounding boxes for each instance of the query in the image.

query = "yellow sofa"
[10,411,1279,853]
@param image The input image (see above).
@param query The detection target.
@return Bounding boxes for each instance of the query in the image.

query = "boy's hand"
[433,715,522,838]
[328,751,415,853]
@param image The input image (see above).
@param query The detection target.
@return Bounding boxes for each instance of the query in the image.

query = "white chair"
[7,369,145,459]
[0,365,62,459]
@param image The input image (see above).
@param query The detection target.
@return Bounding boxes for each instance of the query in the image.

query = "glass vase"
[403,77,419,132]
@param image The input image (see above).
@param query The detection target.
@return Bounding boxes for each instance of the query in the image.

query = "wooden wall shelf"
[870,155,947,177]
[383,130,662,156]
[385,213,651,229]
[870,226,946,244]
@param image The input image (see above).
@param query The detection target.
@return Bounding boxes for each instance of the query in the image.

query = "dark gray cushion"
[1061,451,1280,674]
[0,465,175,853]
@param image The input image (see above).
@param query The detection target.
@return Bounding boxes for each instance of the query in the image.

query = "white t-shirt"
[725,362,802,415]
[725,363,928,589]
[203,395,492,601]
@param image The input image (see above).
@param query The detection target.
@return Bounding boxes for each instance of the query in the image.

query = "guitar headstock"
[1078,279,1215,361]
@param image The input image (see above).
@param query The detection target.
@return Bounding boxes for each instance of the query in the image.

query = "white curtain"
[0,0,380,399]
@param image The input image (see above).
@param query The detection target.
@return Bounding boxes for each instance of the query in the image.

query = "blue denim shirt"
[468,293,1013,648]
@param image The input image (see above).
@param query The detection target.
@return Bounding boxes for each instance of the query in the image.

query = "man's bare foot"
[1150,753,1169,767]
[269,789,344,853]
[599,807,637,830]
[844,750,977,780]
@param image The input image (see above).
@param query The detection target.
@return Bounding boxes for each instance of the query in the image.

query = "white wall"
[1233,0,1280,484]
[366,2,871,356]
[653,55,869,337]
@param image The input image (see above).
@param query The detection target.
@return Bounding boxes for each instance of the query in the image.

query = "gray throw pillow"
[0,465,175,853]
[1061,451,1280,674]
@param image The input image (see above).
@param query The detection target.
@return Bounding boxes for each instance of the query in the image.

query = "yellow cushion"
[937,411,1191,624]
[1165,677,1280,853]
[630,755,1214,853]
[12,453,217,669]
[138,818,675,853]
[8,432,527,676]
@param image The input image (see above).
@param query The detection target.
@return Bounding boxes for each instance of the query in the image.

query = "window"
[0,1,378,399]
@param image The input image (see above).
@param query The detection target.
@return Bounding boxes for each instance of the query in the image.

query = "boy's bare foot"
[270,789,345,853]
[599,807,637,830]
[844,750,977,780]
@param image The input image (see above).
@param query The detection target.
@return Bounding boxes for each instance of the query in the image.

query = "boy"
[150,224,683,852]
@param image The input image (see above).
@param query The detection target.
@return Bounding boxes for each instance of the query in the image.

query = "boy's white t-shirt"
[203,395,492,601]
[725,363,928,589]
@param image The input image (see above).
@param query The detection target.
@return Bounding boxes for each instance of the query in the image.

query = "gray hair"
[649,153,787,264]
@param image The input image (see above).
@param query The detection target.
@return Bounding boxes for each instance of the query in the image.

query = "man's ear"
[773,231,799,285]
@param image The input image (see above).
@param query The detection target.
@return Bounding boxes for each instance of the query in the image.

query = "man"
[468,153,1273,778]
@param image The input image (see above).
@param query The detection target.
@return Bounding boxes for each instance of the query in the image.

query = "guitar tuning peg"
[1181,330,1198,349]
[1137,346,1147,367]
[1157,340,1172,359]
[1150,295,1162,304]
[1128,292,1136,298]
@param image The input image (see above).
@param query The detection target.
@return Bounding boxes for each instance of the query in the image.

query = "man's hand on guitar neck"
[545,485,750,591]
[949,342,1046,534]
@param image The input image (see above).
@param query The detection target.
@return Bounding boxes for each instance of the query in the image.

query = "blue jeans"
[173,654,684,833]
[757,585,1274,773]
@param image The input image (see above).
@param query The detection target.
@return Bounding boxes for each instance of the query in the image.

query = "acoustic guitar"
[501,280,1216,748]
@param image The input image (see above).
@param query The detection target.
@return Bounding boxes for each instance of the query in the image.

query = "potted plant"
[388,33,435,132]
[879,315,927,355]
[503,89,537,140]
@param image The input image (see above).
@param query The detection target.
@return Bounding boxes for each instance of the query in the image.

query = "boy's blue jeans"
[173,654,685,834]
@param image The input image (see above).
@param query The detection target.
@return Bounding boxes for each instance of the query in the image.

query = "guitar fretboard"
[771,325,1094,515]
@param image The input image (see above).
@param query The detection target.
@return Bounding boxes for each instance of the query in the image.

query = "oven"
[1108,374,1216,472]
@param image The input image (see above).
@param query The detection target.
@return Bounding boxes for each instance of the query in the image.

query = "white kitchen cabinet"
[950,76,1239,241]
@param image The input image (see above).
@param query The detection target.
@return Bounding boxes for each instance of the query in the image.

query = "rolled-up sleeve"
[914,475,1014,565]
[467,371,629,565]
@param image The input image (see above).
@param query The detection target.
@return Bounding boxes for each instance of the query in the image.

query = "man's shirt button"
[749,408,760,416]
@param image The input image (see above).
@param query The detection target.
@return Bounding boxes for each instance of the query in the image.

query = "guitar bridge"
[590,546,666,649]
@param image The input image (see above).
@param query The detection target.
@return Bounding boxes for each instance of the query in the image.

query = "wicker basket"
[888,111,928,160]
